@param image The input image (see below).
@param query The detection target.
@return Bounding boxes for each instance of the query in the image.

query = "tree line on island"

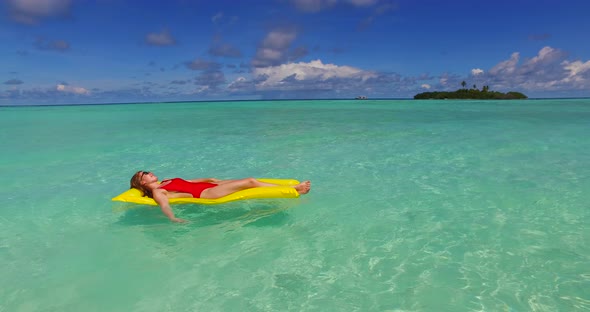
[414,81,527,100]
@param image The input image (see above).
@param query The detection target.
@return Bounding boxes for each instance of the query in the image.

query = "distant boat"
[355,96,367,100]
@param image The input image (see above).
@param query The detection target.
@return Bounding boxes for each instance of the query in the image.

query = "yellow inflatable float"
[112,178,300,205]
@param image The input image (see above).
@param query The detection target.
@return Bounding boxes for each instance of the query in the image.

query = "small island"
[414,81,527,100]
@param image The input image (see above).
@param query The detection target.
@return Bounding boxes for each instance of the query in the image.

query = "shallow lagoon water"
[1,99,589,311]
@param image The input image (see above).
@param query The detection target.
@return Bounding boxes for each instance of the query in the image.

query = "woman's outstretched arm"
[153,189,186,223]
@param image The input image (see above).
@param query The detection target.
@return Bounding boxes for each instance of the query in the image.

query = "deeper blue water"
[1,99,589,311]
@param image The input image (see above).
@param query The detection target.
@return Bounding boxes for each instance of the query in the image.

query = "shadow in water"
[108,199,302,249]
[112,198,299,229]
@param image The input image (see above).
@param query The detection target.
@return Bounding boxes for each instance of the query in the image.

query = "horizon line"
[1,97,590,108]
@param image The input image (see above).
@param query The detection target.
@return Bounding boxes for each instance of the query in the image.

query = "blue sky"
[2,0,590,105]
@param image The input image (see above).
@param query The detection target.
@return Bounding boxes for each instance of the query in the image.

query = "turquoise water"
[1,99,589,311]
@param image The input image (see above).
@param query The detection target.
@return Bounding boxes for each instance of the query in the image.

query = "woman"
[130,171,311,223]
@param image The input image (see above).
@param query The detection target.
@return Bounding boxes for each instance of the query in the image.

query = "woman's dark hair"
[130,171,153,198]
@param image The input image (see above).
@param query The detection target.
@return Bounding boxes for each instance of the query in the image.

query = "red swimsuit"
[158,178,217,198]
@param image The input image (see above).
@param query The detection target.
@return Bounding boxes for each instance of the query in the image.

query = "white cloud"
[259,48,283,61]
[264,30,297,49]
[561,60,590,87]
[194,86,210,93]
[57,84,89,95]
[252,29,297,67]
[209,41,241,58]
[421,84,431,89]
[8,0,71,24]
[472,46,590,92]
[145,29,176,46]
[253,59,377,88]
[471,68,484,75]
[524,46,562,66]
[489,52,519,75]
[563,60,590,78]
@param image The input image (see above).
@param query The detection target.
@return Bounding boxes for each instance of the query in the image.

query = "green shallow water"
[1,99,589,311]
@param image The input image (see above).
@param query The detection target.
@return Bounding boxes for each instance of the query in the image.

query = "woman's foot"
[294,180,311,194]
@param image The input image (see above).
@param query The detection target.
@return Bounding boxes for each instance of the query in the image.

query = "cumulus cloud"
[437,72,463,88]
[7,0,71,24]
[34,38,70,52]
[182,58,226,90]
[4,79,24,85]
[252,28,297,67]
[2,83,200,105]
[563,60,590,78]
[57,83,89,95]
[562,60,590,87]
[489,52,519,76]
[471,68,484,75]
[228,64,418,99]
[145,29,177,46]
[195,70,226,89]
[2,91,66,104]
[254,59,376,87]
[463,46,590,92]
[521,46,565,70]
[209,39,242,58]
[228,76,246,86]
[228,76,265,93]
[421,84,430,89]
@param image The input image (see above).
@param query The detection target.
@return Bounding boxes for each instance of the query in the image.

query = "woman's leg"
[201,178,310,199]
[201,178,278,199]
[214,178,279,187]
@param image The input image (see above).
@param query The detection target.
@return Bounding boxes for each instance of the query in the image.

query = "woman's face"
[139,171,158,184]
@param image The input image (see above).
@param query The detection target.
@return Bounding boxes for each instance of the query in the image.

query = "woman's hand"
[153,190,180,221]
[152,189,188,223]
[209,178,222,183]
